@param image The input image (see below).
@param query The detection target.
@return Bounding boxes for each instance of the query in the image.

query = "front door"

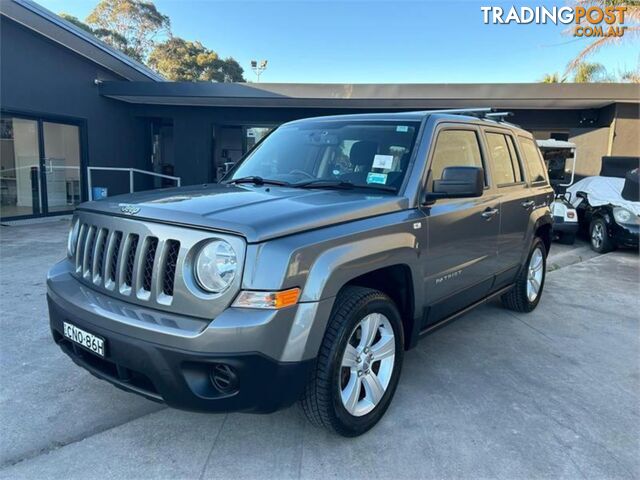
[0,114,82,220]
[420,126,500,327]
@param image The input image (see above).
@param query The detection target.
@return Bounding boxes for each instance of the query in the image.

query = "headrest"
[350,141,378,168]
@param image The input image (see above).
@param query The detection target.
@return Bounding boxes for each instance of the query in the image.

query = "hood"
[79,184,408,243]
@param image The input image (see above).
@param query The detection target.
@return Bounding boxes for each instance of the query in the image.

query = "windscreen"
[227,120,421,192]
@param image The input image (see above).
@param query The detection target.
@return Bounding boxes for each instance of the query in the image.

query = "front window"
[226,120,421,192]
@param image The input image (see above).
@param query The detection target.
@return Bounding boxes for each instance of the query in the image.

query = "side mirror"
[425,166,484,202]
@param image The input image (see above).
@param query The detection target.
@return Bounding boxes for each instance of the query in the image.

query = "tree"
[211,57,245,82]
[573,62,608,82]
[148,37,245,82]
[60,13,131,54]
[86,0,170,62]
[541,72,565,83]
[565,0,640,76]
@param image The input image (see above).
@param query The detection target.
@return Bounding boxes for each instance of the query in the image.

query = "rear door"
[482,128,531,281]
[421,124,500,326]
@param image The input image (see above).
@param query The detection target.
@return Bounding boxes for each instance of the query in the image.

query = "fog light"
[210,363,238,393]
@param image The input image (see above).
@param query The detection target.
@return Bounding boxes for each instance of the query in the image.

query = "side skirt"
[418,284,515,338]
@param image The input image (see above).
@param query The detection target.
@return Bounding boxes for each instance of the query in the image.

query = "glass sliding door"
[0,116,42,218]
[43,122,81,213]
[0,113,83,221]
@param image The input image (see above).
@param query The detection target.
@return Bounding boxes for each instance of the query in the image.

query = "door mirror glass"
[426,166,484,201]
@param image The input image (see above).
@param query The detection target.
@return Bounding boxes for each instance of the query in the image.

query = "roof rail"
[424,107,494,116]
[485,112,514,120]
[424,107,517,125]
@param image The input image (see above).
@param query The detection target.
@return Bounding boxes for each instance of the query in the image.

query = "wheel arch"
[300,232,423,353]
[341,264,417,350]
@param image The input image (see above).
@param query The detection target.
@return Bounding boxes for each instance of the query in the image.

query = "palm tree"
[565,0,640,75]
[573,62,608,82]
[541,72,566,83]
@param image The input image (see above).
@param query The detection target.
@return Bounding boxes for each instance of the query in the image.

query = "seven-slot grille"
[73,222,180,303]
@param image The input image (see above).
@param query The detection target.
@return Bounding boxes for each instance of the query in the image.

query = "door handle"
[481,208,499,219]
[521,200,535,209]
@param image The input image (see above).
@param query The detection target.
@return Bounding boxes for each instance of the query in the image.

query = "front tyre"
[590,218,615,253]
[301,286,404,437]
[501,237,547,313]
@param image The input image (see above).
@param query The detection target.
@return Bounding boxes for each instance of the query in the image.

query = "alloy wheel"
[526,247,544,302]
[592,223,604,250]
[339,313,396,417]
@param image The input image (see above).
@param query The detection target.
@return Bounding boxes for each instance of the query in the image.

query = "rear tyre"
[501,237,546,313]
[300,286,404,437]
[589,218,615,253]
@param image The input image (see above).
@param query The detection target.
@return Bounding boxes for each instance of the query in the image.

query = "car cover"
[622,168,639,202]
[566,175,640,216]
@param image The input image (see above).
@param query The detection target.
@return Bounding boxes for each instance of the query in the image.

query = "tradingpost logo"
[481,5,629,38]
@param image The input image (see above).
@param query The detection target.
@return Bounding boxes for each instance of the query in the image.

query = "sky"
[36,0,638,83]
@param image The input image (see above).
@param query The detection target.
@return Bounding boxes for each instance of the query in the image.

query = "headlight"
[613,207,640,225]
[195,240,237,293]
[67,219,80,257]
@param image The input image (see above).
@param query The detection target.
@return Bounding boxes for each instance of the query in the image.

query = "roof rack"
[423,107,517,125]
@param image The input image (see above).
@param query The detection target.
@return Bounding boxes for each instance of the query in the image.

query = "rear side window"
[430,130,485,185]
[486,132,519,186]
[485,132,524,185]
[519,137,548,183]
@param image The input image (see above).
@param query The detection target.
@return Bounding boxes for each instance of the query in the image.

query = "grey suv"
[48,109,554,436]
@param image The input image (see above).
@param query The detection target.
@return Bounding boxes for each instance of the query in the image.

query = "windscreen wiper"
[292,179,396,193]
[227,176,290,187]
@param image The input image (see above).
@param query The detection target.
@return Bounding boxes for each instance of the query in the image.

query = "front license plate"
[63,322,105,357]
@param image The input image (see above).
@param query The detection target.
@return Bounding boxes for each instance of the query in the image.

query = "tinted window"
[505,136,523,182]
[430,130,484,185]
[519,137,548,183]
[486,132,518,185]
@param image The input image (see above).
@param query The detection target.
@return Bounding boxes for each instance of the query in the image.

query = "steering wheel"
[289,169,315,180]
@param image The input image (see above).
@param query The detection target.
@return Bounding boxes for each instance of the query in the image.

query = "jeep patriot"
[48,109,554,436]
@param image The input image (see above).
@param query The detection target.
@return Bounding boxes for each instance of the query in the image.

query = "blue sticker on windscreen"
[367,172,388,185]
[396,125,409,132]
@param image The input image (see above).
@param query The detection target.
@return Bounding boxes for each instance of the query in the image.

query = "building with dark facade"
[1,0,639,221]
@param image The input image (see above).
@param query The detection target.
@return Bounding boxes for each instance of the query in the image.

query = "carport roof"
[99,82,640,110]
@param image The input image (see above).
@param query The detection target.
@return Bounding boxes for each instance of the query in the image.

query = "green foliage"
[573,62,608,82]
[60,12,131,55]
[541,72,565,83]
[148,37,245,82]
[86,0,170,62]
[60,1,245,81]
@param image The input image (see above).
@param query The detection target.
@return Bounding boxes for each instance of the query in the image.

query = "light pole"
[250,60,268,82]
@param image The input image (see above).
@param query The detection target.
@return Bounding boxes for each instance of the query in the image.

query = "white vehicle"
[536,139,579,244]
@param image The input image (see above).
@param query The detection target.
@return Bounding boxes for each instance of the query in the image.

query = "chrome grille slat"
[119,234,139,295]
[75,224,87,273]
[92,228,108,284]
[82,226,96,279]
[106,231,123,288]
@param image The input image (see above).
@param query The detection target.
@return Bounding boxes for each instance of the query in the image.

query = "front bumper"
[49,297,312,412]
[610,222,639,248]
[552,216,579,234]
[47,260,333,413]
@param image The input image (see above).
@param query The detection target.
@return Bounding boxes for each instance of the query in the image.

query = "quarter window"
[430,130,485,186]
[519,137,548,183]
[486,132,520,186]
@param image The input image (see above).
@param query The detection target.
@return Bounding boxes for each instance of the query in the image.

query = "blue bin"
[92,187,108,200]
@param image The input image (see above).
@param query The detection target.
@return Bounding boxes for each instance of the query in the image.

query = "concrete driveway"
[1,219,638,479]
